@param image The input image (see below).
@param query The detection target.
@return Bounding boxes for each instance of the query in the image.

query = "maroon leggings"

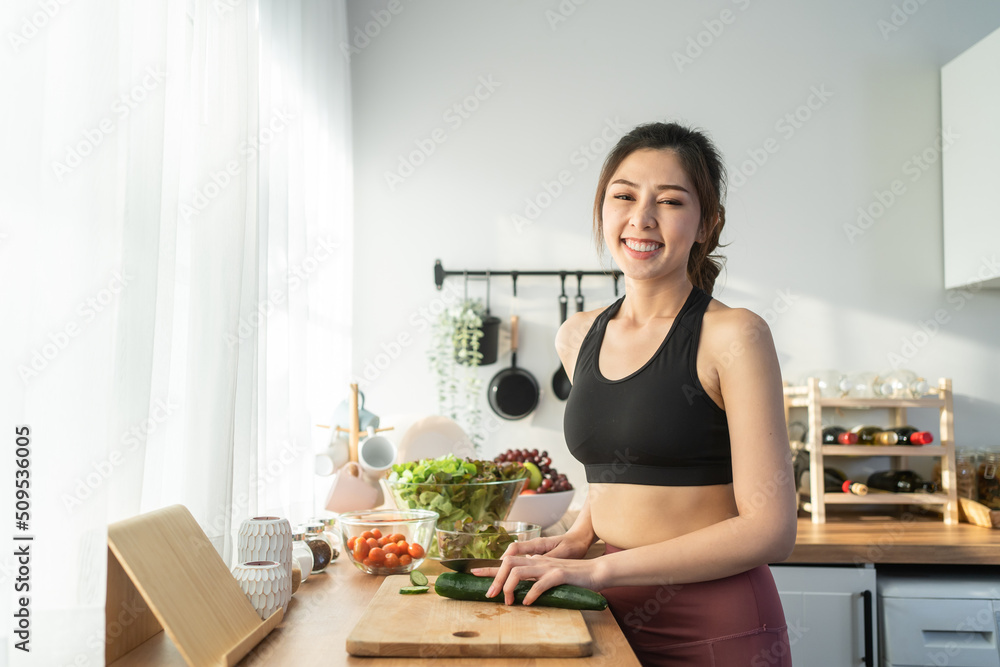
[601,544,791,667]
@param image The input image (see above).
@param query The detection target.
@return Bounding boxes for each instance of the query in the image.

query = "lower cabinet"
[878,568,1000,667]
[769,564,878,666]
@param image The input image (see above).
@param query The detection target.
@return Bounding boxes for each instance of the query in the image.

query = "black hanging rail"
[434,260,623,296]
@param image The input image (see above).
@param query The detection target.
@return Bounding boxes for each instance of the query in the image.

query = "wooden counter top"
[110,545,640,667]
[783,515,1000,565]
[109,511,1000,665]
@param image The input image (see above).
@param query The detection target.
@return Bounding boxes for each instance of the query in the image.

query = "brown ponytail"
[687,204,726,295]
[593,122,728,295]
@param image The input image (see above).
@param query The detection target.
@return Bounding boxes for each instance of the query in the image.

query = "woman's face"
[601,148,703,283]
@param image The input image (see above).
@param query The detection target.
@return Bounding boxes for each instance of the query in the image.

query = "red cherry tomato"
[408,543,425,559]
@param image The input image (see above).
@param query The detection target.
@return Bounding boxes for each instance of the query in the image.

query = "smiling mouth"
[621,238,664,253]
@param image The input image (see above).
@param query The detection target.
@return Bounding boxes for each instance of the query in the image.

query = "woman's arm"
[501,489,597,560]
[478,310,797,603]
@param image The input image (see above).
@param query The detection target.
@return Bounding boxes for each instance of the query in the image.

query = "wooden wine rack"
[783,377,958,524]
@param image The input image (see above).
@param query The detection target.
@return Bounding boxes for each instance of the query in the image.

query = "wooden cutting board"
[346,574,594,658]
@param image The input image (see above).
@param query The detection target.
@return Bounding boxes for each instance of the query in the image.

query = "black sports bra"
[564,286,732,486]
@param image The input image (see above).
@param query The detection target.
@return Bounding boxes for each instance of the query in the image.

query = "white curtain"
[0,0,351,663]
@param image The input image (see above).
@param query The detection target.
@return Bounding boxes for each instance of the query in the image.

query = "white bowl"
[505,489,575,530]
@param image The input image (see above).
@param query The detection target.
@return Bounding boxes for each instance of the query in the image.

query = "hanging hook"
[463,271,469,301]
[613,273,619,297]
[511,271,518,298]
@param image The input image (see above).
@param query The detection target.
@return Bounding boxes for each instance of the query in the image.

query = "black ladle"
[551,273,572,401]
[575,272,585,313]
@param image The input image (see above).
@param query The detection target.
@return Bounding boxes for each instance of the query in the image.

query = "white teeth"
[624,239,661,253]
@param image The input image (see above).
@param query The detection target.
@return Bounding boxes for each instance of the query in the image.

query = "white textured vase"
[232,561,291,620]
[237,516,293,582]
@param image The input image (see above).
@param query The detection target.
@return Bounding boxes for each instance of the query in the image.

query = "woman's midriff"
[589,482,739,548]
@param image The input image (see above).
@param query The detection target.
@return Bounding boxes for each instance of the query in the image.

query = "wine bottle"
[851,425,899,446]
[841,372,879,399]
[877,370,930,399]
[800,468,868,495]
[822,426,859,445]
[866,470,936,494]
[892,426,934,446]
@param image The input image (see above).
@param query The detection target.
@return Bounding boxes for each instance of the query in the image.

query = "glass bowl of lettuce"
[436,520,541,560]
[386,455,528,558]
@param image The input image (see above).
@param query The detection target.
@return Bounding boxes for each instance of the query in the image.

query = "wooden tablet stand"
[106,504,282,666]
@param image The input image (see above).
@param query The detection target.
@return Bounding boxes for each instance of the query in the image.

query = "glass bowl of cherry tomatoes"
[338,509,438,575]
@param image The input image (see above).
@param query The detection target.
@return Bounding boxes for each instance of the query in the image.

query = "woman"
[474,122,797,666]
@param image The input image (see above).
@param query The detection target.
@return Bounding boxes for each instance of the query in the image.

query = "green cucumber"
[434,571,607,611]
[409,570,428,587]
[399,585,430,594]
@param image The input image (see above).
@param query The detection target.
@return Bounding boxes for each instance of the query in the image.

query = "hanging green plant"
[428,298,486,453]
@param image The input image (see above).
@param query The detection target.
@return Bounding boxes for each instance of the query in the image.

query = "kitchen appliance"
[346,574,593,657]
[880,569,1000,666]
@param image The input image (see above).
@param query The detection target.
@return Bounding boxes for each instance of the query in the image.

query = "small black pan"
[488,314,539,420]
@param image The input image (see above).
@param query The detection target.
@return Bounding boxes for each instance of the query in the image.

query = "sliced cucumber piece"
[409,570,429,587]
[399,585,430,595]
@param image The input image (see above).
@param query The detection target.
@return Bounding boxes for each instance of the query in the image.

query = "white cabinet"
[770,565,877,666]
[942,24,1000,289]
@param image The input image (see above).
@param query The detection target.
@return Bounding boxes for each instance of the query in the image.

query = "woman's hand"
[470,552,605,606]
[501,530,593,561]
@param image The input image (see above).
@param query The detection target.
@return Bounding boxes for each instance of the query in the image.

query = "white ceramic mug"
[324,462,380,513]
[314,435,350,476]
[358,426,397,477]
[332,391,379,432]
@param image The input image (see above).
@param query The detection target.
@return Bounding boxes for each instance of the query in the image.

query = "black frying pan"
[488,314,539,420]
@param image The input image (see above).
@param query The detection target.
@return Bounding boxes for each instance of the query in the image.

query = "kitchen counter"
[784,515,1000,565]
[109,512,1000,665]
[109,540,640,667]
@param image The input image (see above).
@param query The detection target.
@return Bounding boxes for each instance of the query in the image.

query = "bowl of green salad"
[436,520,541,560]
[386,455,528,558]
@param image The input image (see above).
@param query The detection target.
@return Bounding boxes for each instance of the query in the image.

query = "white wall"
[344,0,1000,491]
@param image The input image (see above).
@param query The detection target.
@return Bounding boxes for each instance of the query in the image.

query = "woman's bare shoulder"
[555,303,613,379]
[701,297,775,359]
